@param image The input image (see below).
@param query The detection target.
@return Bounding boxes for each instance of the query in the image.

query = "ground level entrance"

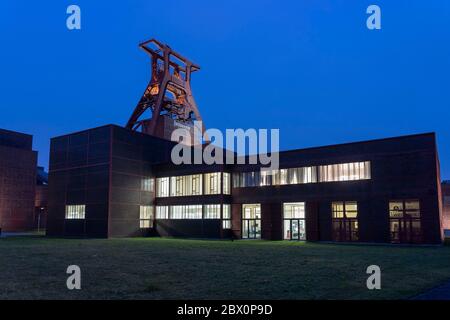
[242,204,261,239]
[283,202,306,240]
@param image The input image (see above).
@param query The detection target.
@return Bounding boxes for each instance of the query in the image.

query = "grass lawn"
[0,236,449,300]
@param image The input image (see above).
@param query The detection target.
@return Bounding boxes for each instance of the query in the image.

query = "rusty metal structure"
[126,39,205,144]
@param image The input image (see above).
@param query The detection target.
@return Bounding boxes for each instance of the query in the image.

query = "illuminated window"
[331,201,358,241]
[169,174,202,197]
[204,204,221,219]
[233,166,317,188]
[156,206,169,219]
[260,170,272,186]
[242,204,261,239]
[283,203,306,240]
[287,167,316,184]
[234,171,259,187]
[65,205,85,219]
[140,206,153,228]
[170,205,202,219]
[223,204,231,219]
[156,177,169,197]
[223,173,231,195]
[222,220,231,229]
[319,162,371,182]
[204,172,221,195]
[171,176,184,196]
[284,202,305,219]
[141,178,154,192]
[222,204,232,229]
[191,174,202,195]
[389,200,421,243]
[233,173,240,188]
[233,162,370,188]
[279,169,288,185]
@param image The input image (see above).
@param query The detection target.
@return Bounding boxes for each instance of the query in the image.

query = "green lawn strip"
[0,237,449,299]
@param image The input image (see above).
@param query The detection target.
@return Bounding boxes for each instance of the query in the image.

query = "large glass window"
[205,172,221,195]
[235,171,259,187]
[169,174,203,197]
[233,166,318,188]
[260,171,272,186]
[204,204,221,219]
[140,206,153,228]
[170,205,202,219]
[65,205,85,219]
[191,174,202,195]
[156,177,169,197]
[223,173,231,195]
[156,204,232,223]
[156,206,169,219]
[157,173,233,197]
[331,201,359,241]
[222,220,231,229]
[242,204,261,239]
[319,162,371,182]
[222,204,231,229]
[141,178,154,192]
[233,162,371,188]
[171,176,184,197]
[283,202,306,240]
[389,200,421,243]
[287,167,317,184]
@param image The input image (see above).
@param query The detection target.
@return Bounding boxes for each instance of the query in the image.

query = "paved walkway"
[413,280,450,300]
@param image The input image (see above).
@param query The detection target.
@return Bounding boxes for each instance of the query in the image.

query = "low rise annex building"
[46,125,444,244]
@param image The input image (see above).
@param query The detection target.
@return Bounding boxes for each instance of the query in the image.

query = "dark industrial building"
[46,39,445,244]
[46,126,444,244]
[0,128,37,232]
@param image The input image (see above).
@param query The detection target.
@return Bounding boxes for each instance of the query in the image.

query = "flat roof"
[0,128,33,150]
[50,124,435,156]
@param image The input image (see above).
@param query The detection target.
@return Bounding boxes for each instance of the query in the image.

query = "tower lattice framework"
[126,39,205,144]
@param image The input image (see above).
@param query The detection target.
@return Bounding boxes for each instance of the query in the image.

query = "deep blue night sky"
[0,1,449,178]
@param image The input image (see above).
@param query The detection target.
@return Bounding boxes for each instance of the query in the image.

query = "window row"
[319,161,371,182]
[155,204,231,228]
[240,199,421,244]
[64,198,421,243]
[234,167,316,188]
[156,172,231,197]
[331,200,422,243]
[233,161,371,188]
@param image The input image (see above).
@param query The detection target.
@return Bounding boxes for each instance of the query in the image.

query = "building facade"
[46,125,444,244]
[442,181,450,232]
[0,128,37,232]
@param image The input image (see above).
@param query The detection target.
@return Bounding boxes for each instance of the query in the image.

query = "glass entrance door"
[242,204,261,239]
[284,219,306,240]
[283,203,306,240]
[242,219,261,239]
